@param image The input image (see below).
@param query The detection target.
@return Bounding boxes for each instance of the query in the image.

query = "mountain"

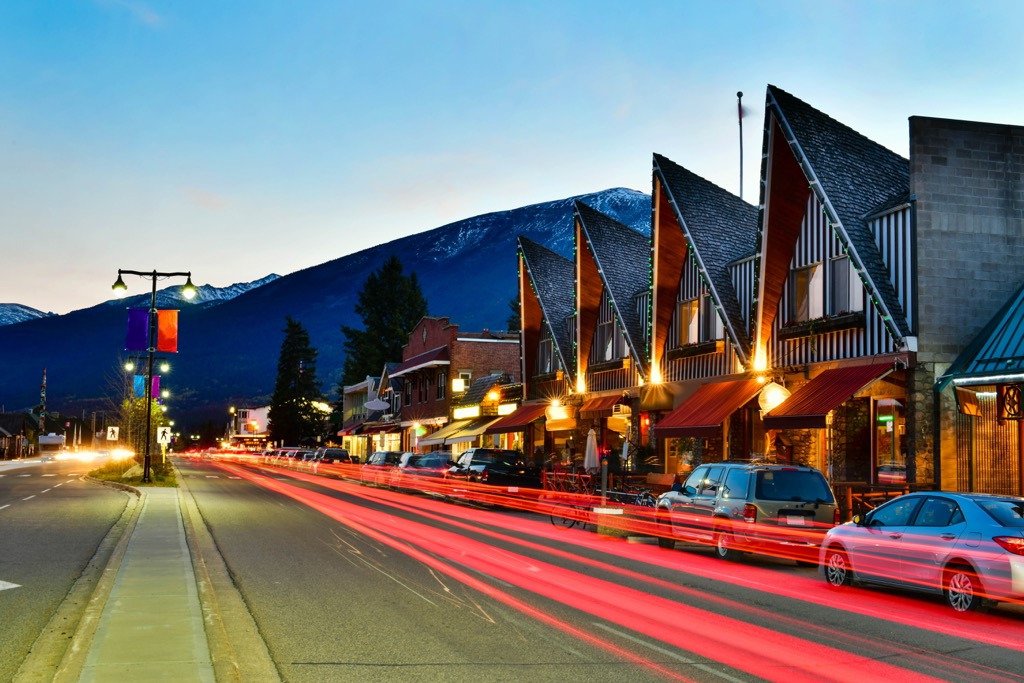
[0,188,650,425]
[0,304,53,326]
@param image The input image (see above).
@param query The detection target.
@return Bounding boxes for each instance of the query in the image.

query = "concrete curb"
[175,467,281,683]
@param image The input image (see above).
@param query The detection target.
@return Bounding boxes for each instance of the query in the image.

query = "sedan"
[820,491,1024,612]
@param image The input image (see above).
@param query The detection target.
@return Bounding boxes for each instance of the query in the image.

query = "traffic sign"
[157,427,172,444]
[107,426,119,441]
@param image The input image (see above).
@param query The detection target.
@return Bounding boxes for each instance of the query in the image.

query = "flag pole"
[737,91,744,200]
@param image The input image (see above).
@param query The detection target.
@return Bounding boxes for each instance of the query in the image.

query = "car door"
[847,495,923,586]
[898,496,966,591]
[667,465,709,541]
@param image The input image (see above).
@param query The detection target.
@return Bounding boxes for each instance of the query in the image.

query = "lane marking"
[41,473,57,477]
[18,474,31,477]
[0,580,21,592]
[54,482,64,487]
[23,495,35,501]
[0,504,9,511]
[205,475,220,479]
[591,623,747,683]
[41,488,52,493]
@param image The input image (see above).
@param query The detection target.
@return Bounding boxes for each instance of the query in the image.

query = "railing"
[832,481,938,522]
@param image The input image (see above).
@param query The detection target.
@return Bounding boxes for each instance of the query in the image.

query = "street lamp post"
[112,269,196,483]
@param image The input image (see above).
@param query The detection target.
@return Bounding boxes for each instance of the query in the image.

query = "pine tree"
[268,317,324,445]
[340,255,428,387]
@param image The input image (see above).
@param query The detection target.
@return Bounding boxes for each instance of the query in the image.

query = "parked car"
[361,450,404,484]
[656,462,839,564]
[446,448,542,488]
[315,447,355,464]
[820,491,1024,612]
[391,452,453,491]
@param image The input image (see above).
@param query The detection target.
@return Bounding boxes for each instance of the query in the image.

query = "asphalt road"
[179,456,1024,683]
[0,455,130,683]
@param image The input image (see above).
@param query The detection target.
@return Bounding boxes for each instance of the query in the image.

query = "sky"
[3,1,1023,315]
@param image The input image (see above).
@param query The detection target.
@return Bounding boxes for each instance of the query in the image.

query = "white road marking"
[42,488,51,493]
[0,504,9,511]
[591,623,747,683]
[0,580,21,592]
[229,476,241,479]
[18,474,31,477]
[41,473,56,477]
[54,482,64,487]
[23,495,35,501]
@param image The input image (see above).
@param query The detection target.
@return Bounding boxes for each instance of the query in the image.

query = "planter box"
[778,312,865,341]
[666,340,723,361]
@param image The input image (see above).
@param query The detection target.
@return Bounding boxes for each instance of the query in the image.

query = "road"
[178,456,1024,683]
[0,455,131,683]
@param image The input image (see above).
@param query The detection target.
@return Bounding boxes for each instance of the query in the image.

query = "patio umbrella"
[583,428,599,473]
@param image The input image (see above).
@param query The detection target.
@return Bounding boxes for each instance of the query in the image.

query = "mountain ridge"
[0,188,650,425]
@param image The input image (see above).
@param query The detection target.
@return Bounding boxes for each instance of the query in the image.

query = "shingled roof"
[653,153,758,359]
[574,201,650,370]
[518,236,574,374]
[766,85,911,338]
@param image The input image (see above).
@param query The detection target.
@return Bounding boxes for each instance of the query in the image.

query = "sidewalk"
[70,487,216,682]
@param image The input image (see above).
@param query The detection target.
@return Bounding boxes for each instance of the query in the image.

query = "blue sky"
[3,0,1022,314]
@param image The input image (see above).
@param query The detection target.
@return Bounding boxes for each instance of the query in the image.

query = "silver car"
[820,491,1024,612]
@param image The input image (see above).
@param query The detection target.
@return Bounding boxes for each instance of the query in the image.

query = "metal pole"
[737,91,744,200]
[142,272,157,483]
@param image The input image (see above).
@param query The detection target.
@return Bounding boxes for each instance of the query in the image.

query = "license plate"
[784,515,807,526]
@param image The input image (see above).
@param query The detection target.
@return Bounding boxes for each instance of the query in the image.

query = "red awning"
[484,404,548,434]
[763,362,895,429]
[654,379,763,438]
[579,394,622,418]
[336,420,364,436]
[361,424,398,435]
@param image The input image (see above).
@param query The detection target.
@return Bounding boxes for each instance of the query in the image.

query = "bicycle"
[549,501,590,529]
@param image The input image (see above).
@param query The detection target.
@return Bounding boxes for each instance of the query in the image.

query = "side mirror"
[682,485,697,496]
[670,482,684,493]
[851,514,863,525]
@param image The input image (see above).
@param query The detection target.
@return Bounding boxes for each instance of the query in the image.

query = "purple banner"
[125,308,150,351]
[133,375,160,399]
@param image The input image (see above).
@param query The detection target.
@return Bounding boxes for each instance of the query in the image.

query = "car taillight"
[833,508,841,526]
[481,469,489,482]
[743,504,757,523]
[993,536,1024,555]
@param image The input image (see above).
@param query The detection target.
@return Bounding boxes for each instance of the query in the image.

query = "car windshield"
[754,470,835,503]
[975,499,1024,528]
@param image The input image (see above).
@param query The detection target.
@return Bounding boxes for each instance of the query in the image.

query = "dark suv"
[656,462,839,564]
[446,448,542,488]
[316,447,355,464]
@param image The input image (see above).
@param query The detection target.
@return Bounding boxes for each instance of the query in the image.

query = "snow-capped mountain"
[0,303,54,326]
[104,275,281,311]
[0,188,650,421]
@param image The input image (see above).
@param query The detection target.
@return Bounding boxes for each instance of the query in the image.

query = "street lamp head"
[112,273,128,298]
[159,361,170,373]
[124,361,136,372]
[181,275,197,300]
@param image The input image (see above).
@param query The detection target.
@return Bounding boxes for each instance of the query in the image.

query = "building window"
[594,294,626,362]
[830,256,864,314]
[437,371,446,400]
[537,336,554,374]
[701,293,723,340]
[790,263,823,322]
[678,299,699,345]
[404,380,412,406]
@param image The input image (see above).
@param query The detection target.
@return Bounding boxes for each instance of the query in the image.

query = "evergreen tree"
[340,255,428,387]
[269,317,324,445]
[506,292,521,332]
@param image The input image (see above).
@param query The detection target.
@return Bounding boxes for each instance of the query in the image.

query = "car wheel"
[945,564,987,613]
[823,546,852,587]
[713,527,737,560]
[656,510,675,549]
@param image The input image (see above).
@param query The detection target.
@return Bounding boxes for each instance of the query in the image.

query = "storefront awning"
[579,394,622,418]
[445,417,503,444]
[763,362,895,429]
[654,379,763,438]
[484,404,548,434]
[337,420,365,437]
[417,419,470,446]
[362,424,399,435]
